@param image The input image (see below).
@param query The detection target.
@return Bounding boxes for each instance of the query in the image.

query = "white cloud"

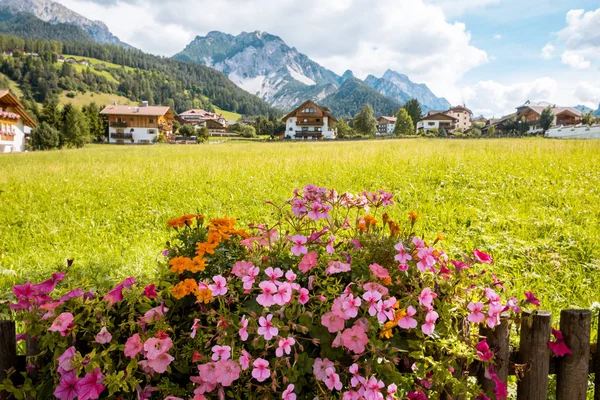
[493,34,502,40]
[461,78,559,117]
[556,8,600,69]
[426,0,501,17]
[541,43,555,59]
[573,82,600,106]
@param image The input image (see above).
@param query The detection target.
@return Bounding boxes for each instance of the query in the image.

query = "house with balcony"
[283,100,337,140]
[515,101,582,134]
[377,116,396,135]
[100,103,174,144]
[178,109,228,126]
[0,90,37,153]
[416,112,458,134]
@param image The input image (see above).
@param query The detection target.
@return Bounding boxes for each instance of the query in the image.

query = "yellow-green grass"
[58,91,134,108]
[54,61,119,84]
[0,72,23,98]
[61,55,135,72]
[214,106,242,122]
[1,139,599,318]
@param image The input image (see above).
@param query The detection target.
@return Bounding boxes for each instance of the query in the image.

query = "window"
[149,118,154,124]
[302,127,308,131]
[304,119,308,122]
[289,127,293,131]
[148,129,156,134]
[428,122,435,126]
[130,118,134,121]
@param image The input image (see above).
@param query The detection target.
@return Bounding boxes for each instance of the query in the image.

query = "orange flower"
[364,215,378,227]
[189,256,207,273]
[196,241,218,257]
[196,288,214,304]
[172,280,190,299]
[167,217,185,228]
[382,277,392,286]
[357,217,367,232]
[409,211,422,224]
[388,220,401,236]
[169,256,195,274]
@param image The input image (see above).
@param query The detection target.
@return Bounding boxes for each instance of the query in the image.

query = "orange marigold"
[196,288,214,304]
[196,241,218,257]
[364,215,378,227]
[169,256,195,274]
[189,256,207,273]
[172,280,191,299]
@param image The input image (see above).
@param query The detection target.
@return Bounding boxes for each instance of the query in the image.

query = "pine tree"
[336,118,353,139]
[40,95,61,129]
[61,106,91,148]
[30,122,60,150]
[402,99,422,130]
[393,108,414,136]
[353,105,377,137]
[540,107,555,133]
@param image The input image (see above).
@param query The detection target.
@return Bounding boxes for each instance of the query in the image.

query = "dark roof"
[283,100,337,123]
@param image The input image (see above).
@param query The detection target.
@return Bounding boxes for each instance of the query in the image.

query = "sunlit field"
[1,139,599,317]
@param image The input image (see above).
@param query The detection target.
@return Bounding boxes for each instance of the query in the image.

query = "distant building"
[100,103,174,144]
[444,105,473,131]
[283,100,337,140]
[0,90,37,153]
[419,105,473,134]
[78,59,92,66]
[416,112,458,134]
[546,124,600,139]
[516,101,582,134]
[57,55,65,63]
[66,57,77,64]
[377,116,396,135]
[179,109,227,126]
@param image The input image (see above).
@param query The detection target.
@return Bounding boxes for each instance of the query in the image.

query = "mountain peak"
[382,69,409,82]
[341,70,354,81]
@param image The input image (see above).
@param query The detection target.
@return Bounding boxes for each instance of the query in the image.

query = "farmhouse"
[100,102,174,144]
[516,101,582,134]
[283,100,337,140]
[377,116,396,135]
[178,109,227,126]
[0,90,37,153]
[416,112,459,134]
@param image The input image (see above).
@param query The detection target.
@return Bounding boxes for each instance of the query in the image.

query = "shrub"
[3,186,544,399]
[30,122,60,150]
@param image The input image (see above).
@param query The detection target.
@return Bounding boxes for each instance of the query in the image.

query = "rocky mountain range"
[0,0,131,48]
[174,31,451,115]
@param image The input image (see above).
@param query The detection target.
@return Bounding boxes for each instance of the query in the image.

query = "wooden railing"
[1,309,598,399]
[0,135,14,141]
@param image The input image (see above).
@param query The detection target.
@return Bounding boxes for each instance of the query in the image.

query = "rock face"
[0,0,131,48]
[174,31,450,114]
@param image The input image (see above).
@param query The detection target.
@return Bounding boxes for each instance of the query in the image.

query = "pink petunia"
[398,306,418,329]
[548,329,572,356]
[282,384,296,400]
[76,368,105,400]
[369,264,390,279]
[342,294,361,319]
[48,312,74,336]
[140,305,168,324]
[467,302,486,324]
[191,319,200,339]
[341,325,369,354]
[298,288,310,304]
[418,288,437,310]
[239,350,252,370]
[232,261,254,277]
[322,312,345,333]
[94,327,112,344]
[198,362,219,384]
[524,291,541,307]
[57,346,77,375]
[324,368,342,391]
[398,263,409,272]
[143,284,158,299]
[211,345,231,361]
[394,242,413,263]
[257,314,279,340]
[362,290,382,316]
[147,352,174,374]
[421,310,439,335]
[144,336,173,360]
[54,374,79,400]
[298,252,318,273]
[239,315,249,341]
[376,297,397,323]
[264,267,284,282]
[276,337,296,357]
[256,281,277,307]
[326,261,351,275]
[124,334,144,358]
[473,249,493,264]
[363,376,385,399]
[476,339,494,361]
[215,359,240,386]
[251,358,270,382]
[242,266,260,291]
[274,282,293,305]
[208,275,228,297]
[313,358,334,381]
[290,235,308,256]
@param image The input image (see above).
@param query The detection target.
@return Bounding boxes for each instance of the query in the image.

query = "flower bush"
[3,185,546,399]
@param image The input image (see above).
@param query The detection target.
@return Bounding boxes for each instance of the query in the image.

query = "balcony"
[111,133,133,139]
[296,120,324,126]
[110,121,128,128]
[295,131,323,137]
[1,135,14,141]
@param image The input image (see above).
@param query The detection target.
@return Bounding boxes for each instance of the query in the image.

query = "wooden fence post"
[0,320,17,400]
[595,310,600,400]
[516,310,552,400]
[556,309,592,400]
[478,318,510,397]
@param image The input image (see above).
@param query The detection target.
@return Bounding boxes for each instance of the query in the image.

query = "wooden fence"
[0,309,598,399]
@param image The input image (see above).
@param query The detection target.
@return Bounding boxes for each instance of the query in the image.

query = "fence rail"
[0,309,598,399]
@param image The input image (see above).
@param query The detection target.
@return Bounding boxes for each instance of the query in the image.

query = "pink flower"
[421,310,439,335]
[394,242,413,263]
[298,288,310,304]
[54,374,79,400]
[94,327,112,344]
[285,270,297,283]
[313,358,334,381]
[242,266,260,290]
[324,368,342,391]
[191,319,200,339]
[144,336,173,360]
[57,347,77,374]
[369,264,390,279]
[492,373,508,400]
[363,282,389,296]
[48,312,74,336]
[239,350,252,370]
[257,314,278,340]
[143,284,158,298]
[476,339,494,361]
[376,297,397,323]
[473,249,493,264]
[291,235,308,256]
[524,291,540,307]
[215,359,240,386]
[232,261,254,277]
[486,302,504,328]
[208,275,228,296]
[298,252,318,273]
[342,294,361,318]
[147,352,174,373]
[104,277,135,304]
[198,362,219,384]
[239,315,249,341]
[282,384,296,400]
[140,305,168,324]
[387,383,398,400]
[548,329,572,356]
[211,345,231,361]
[398,306,418,329]
[276,337,296,357]
[274,282,293,305]
[76,368,105,400]
[265,267,283,282]
[343,390,361,400]
[418,288,437,310]
[364,376,385,399]
[326,261,351,275]
[467,302,486,324]
[251,358,270,382]
[362,290,382,316]
[322,312,345,333]
[256,281,277,307]
[341,325,369,354]
[124,334,143,358]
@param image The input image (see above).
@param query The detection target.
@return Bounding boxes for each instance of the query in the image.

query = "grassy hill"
[58,91,133,108]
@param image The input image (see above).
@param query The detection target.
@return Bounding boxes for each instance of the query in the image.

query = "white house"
[546,124,600,139]
[283,100,337,140]
[416,112,458,134]
[0,90,37,153]
[100,103,174,144]
[377,116,396,135]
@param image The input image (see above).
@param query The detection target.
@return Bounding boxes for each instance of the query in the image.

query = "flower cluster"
[4,185,557,400]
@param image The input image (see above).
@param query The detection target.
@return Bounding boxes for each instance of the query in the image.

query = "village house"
[515,101,582,134]
[416,112,458,134]
[178,109,227,126]
[78,59,92,67]
[0,90,37,153]
[100,102,174,145]
[377,116,396,135]
[283,100,337,140]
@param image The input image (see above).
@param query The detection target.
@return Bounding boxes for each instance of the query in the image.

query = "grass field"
[58,91,134,108]
[1,139,599,318]
[214,106,242,121]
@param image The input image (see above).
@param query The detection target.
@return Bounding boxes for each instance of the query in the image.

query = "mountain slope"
[0,9,93,42]
[365,69,451,111]
[574,105,594,114]
[321,78,402,119]
[0,0,131,48]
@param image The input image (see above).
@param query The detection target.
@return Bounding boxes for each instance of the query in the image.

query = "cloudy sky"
[56,0,600,117]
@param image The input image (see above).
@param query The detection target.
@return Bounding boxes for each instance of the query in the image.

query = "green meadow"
[1,139,599,317]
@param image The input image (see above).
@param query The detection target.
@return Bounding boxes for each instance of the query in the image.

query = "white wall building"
[377,116,396,135]
[100,104,174,145]
[546,124,600,139]
[0,90,37,153]
[283,100,337,140]
[416,112,458,134]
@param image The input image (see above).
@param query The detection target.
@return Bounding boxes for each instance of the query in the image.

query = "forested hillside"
[0,9,93,43]
[0,34,278,117]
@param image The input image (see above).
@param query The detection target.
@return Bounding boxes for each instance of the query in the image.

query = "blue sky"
[57,0,600,116]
